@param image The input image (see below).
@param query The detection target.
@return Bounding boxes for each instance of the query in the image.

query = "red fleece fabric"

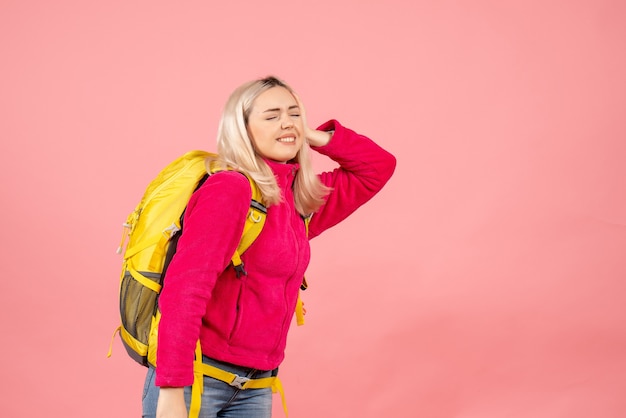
[155,120,396,386]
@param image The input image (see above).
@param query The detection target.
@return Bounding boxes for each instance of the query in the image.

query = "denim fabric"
[142,357,273,418]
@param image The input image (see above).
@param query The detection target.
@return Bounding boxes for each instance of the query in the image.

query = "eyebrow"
[262,105,300,113]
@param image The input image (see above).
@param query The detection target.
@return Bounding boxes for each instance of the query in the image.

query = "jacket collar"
[264,158,299,189]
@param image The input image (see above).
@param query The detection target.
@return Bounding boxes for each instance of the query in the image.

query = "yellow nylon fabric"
[106,326,121,358]
[147,312,160,367]
[295,292,305,326]
[124,151,213,274]
[119,326,148,358]
[189,343,204,418]
[235,175,265,256]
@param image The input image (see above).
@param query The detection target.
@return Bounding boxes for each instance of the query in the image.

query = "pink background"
[1,1,625,417]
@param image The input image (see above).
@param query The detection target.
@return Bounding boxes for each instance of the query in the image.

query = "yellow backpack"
[108,150,303,417]
[109,150,268,367]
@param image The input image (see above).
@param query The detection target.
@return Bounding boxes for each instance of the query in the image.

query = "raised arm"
[307,119,396,239]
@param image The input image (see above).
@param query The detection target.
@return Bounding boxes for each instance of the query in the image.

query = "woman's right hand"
[156,387,188,418]
[293,93,332,147]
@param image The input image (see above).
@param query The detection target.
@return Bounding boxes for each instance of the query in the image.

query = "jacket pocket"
[228,281,244,341]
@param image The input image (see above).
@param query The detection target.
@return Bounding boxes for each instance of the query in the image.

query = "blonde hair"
[212,76,330,216]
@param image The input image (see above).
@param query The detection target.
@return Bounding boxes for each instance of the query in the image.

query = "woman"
[143,76,396,418]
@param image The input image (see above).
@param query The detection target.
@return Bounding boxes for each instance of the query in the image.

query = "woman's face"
[247,86,304,163]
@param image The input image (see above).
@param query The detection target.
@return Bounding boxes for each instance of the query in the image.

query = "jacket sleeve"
[308,120,396,239]
[155,171,252,387]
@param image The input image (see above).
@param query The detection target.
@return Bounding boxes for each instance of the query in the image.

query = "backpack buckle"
[229,374,250,389]
[233,263,247,278]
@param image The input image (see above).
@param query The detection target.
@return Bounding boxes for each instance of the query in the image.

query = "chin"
[279,152,299,163]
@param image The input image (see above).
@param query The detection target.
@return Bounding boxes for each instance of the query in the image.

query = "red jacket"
[156,120,396,386]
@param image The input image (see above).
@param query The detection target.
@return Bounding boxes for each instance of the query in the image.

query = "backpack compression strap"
[294,214,312,326]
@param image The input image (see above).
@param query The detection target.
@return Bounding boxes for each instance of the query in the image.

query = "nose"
[281,114,294,129]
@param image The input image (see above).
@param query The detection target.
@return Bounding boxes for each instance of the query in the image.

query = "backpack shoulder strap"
[230,173,266,277]
[236,172,266,256]
[206,163,267,277]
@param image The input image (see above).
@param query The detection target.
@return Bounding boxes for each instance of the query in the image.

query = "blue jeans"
[142,356,273,418]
